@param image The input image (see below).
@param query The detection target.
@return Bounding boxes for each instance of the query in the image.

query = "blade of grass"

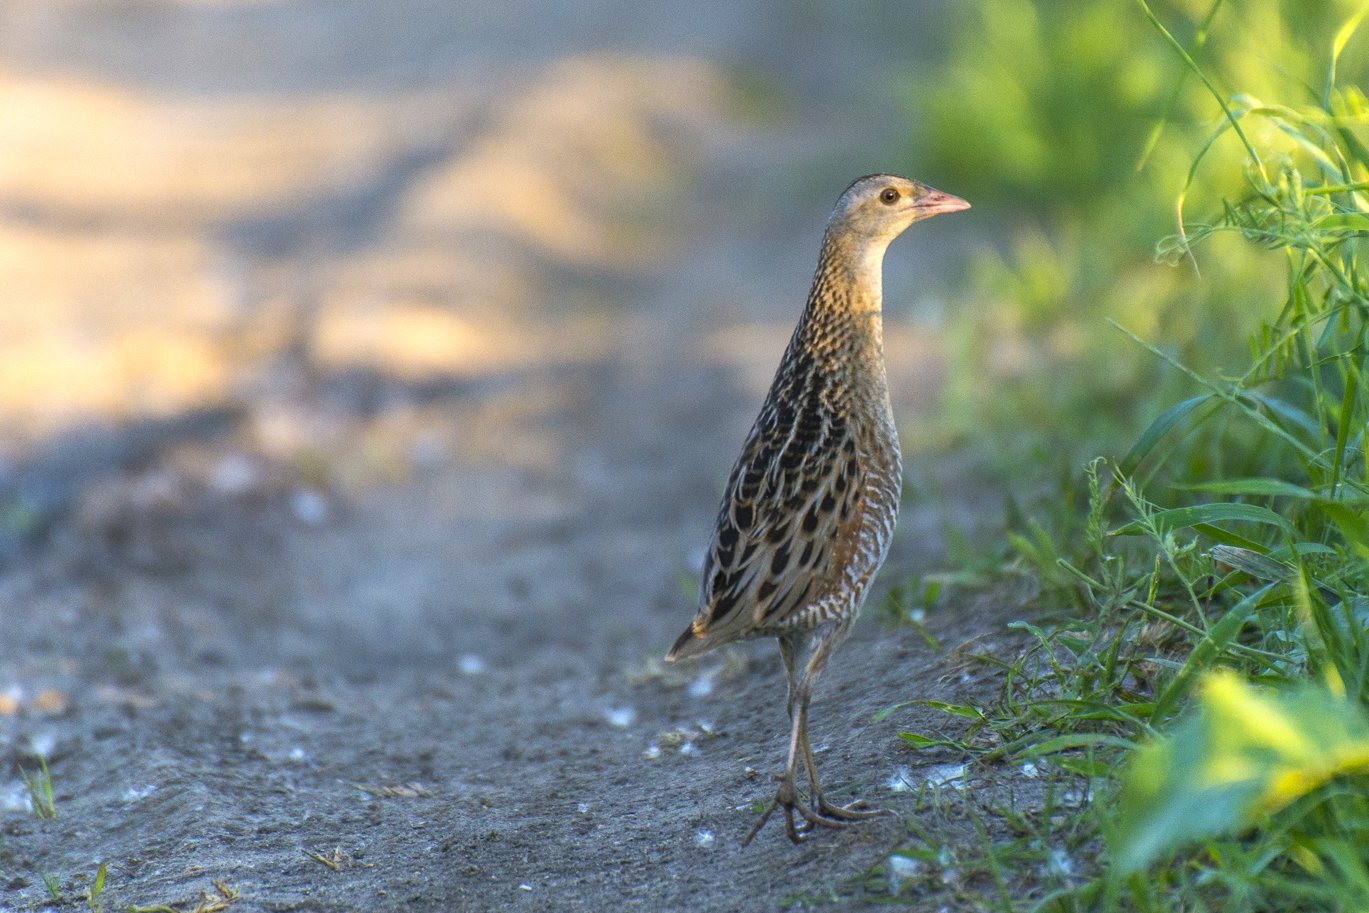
[1151,583,1274,723]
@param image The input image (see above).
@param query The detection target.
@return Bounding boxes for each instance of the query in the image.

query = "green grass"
[40,870,64,903]
[87,861,108,913]
[21,753,57,820]
[9,756,114,912]
[876,2,1369,910]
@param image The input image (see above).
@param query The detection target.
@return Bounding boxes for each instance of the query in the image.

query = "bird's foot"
[741,778,878,845]
[813,796,894,822]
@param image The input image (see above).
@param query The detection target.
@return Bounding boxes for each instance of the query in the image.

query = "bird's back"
[667,284,901,661]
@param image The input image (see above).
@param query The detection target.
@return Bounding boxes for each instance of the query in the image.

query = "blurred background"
[2,0,1366,604]
[6,1,1369,906]
[0,1,961,563]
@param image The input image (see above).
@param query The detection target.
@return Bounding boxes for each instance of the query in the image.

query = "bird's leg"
[740,696,810,845]
[780,633,800,723]
[799,725,890,821]
[742,634,808,846]
[797,623,892,823]
[743,627,887,844]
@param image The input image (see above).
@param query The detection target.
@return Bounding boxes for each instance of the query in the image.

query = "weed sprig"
[882,3,1369,910]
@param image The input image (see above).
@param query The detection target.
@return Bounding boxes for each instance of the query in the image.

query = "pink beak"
[917,189,971,217]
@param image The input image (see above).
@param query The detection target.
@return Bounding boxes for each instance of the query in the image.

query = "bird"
[665,174,969,844]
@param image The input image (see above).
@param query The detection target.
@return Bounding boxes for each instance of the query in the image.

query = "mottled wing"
[669,383,864,658]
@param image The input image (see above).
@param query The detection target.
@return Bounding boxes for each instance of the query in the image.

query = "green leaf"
[1019,732,1139,756]
[874,699,983,723]
[1322,503,1369,554]
[1179,478,1321,499]
[1208,545,1290,582]
[1050,755,1114,777]
[1114,502,1299,538]
[1312,211,1369,232]
[1189,523,1269,551]
[1249,392,1323,448]
[1150,584,1272,723]
[1332,366,1359,497]
[1115,672,1369,872]
[899,732,976,751]
[914,700,987,720]
[1118,395,1218,476]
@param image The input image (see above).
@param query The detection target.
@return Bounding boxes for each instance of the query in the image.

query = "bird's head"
[827,174,970,246]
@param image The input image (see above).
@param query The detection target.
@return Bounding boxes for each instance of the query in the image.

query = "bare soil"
[0,3,1033,910]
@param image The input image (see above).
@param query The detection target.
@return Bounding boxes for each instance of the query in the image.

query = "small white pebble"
[457,654,486,675]
[288,746,308,763]
[577,801,592,814]
[0,782,30,813]
[886,765,914,792]
[687,671,715,698]
[26,732,56,758]
[694,829,715,849]
[290,488,329,525]
[886,853,922,893]
[906,607,926,623]
[603,706,636,729]
[1046,847,1073,877]
[642,744,661,760]
[122,783,157,803]
[211,454,260,494]
[924,763,966,789]
[678,741,697,756]
[518,884,533,892]
[1020,761,1039,778]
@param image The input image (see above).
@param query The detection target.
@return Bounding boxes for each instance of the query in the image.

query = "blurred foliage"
[915,0,1369,476]
[1116,671,1369,873]
[880,3,1369,910]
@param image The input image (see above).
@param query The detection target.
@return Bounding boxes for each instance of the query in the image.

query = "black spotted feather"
[666,248,899,660]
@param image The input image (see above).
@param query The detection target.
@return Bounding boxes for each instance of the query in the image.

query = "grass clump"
[878,2,1369,910]
[21,752,57,820]
[915,0,1369,478]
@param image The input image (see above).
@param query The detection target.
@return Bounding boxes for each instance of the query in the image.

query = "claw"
[743,778,888,845]
[814,798,894,822]
[741,797,782,846]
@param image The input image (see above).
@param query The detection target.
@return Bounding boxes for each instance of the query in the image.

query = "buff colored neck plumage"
[791,228,894,408]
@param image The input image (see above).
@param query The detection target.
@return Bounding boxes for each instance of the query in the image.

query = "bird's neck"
[811,231,887,316]
[795,231,890,363]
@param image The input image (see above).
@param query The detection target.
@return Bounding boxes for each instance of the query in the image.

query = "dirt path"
[0,3,1019,910]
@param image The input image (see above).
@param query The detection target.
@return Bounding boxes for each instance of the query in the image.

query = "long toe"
[744,788,837,844]
[745,775,893,844]
[786,795,853,841]
[815,798,895,822]
[801,797,883,828]
[783,803,806,843]
[741,798,782,847]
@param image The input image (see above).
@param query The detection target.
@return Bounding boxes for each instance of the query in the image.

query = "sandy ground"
[0,2,1027,910]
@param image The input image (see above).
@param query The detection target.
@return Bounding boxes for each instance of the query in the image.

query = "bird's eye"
[879,187,900,205]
